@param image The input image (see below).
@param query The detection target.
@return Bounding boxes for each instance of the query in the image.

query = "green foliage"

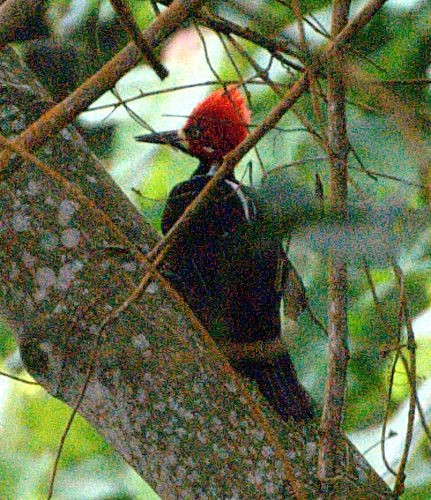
[0,320,15,359]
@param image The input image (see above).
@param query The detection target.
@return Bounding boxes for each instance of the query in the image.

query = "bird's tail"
[236,354,315,422]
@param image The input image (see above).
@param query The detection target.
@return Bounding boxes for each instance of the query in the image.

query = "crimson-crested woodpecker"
[136,87,314,421]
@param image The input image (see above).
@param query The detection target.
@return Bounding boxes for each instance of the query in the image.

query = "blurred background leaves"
[1,0,430,497]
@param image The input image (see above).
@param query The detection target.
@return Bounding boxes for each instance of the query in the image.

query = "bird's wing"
[277,255,308,321]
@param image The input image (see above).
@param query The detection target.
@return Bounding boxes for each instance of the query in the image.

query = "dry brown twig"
[109,0,168,79]
[392,260,417,497]
[317,0,351,494]
[363,258,431,495]
[0,369,39,385]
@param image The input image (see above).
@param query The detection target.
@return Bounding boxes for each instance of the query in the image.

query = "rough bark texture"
[0,46,392,498]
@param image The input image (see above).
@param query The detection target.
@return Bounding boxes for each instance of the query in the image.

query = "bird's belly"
[163,238,281,343]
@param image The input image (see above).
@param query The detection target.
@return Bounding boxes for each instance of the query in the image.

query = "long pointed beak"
[135,129,191,155]
[135,129,181,146]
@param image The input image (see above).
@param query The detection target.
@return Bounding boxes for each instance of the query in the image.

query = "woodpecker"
[136,87,314,421]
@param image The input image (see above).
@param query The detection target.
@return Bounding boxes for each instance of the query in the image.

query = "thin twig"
[362,259,399,476]
[262,156,328,180]
[85,79,277,114]
[109,0,168,79]
[392,260,416,497]
[47,352,97,498]
[330,0,389,50]
[227,34,325,148]
[0,369,39,385]
[363,258,430,484]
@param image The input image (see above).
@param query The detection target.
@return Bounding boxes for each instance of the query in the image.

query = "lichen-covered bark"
[0,46,391,498]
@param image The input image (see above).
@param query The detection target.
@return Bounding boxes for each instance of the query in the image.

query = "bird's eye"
[185,125,201,140]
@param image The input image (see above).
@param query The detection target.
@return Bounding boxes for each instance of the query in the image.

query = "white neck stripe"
[224,179,253,221]
[206,164,218,176]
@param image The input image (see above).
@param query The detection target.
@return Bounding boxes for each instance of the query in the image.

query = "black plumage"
[161,162,314,421]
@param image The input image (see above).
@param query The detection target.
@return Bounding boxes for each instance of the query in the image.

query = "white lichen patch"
[56,260,84,291]
[247,469,263,487]
[101,259,111,270]
[136,388,148,405]
[122,261,137,273]
[12,213,31,232]
[22,251,36,268]
[305,441,317,460]
[155,402,167,412]
[61,228,81,248]
[86,175,97,184]
[102,303,113,313]
[34,266,56,302]
[25,295,35,311]
[57,199,77,226]
[36,267,56,289]
[145,282,158,294]
[224,380,238,393]
[132,334,150,352]
[26,180,41,196]
[44,196,56,206]
[9,261,19,280]
[228,410,238,426]
[197,430,208,445]
[175,427,187,438]
[13,193,22,207]
[53,303,67,315]
[86,380,113,408]
[60,129,73,141]
[40,232,59,252]
[261,446,274,459]
[211,416,222,426]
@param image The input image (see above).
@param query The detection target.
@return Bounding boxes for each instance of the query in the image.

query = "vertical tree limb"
[318,0,351,493]
[109,0,168,79]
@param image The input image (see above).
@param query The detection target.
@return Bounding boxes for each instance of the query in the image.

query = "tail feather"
[237,354,314,422]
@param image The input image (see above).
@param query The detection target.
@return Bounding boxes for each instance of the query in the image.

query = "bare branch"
[318,0,351,491]
[392,261,416,498]
[331,0,389,49]
[0,0,204,171]
[0,369,39,385]
[109,0,168,79]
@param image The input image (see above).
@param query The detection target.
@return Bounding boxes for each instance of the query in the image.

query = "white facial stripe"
[224,179,255,222]
[177,128,187,141]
